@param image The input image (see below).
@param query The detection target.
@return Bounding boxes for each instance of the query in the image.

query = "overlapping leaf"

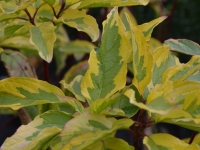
[60,9,99,42]
[0,77,84,113]
[1,111,72,150]
[125,14,153,94]
[78,0,149,9]
[61,75,85,102]
[143,133,200,150]
[164,39,200,55]
[154,90,200,132]
[120,7,137,32]
[52,113,133,149]
[152,45,179,85]
[162,55,200,82]
[30,22,56,63]
[137,16,167,41]
[1,50,37,77]
[0,0,37,13]
[88,137,134,150]
[59,40,96,54]
[147,37,162,52]
[81,7,131,104]
[131,80,200,115]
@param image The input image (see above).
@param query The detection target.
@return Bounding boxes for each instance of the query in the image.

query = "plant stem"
[56,0,66,18]
[162,0,179,42]
[43,60,49,82]
[24,9,35,25]
[17,108,32,124]
[189,131,198,144]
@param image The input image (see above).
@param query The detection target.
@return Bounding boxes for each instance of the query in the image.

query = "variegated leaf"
[62,60,88,85]
[162,55,200,82]
[164,39,200,55]
[125,14,153,94]
[81,7,131,104]
[60,9,99,42]
[137,16,167,41]
[137,81,200,115]
[30,22,56,63]
[154,91,200,132]
[0,77,84,114]
[0,36,37,52]
[59,40,96,54]
[52,113,133,149]
[0,0,37,13]
[152,45,179,85]
[88,137,134,150]
[61,75,85,102]
[78,0,149,9]
[120,7,137,32]
[143,134,200,150]
[1,111,72,150]
[147,37,162,52]
[1,50,37,78]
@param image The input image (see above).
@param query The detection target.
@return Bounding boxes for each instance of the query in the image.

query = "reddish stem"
[162,0,179,42]
[43,60,49,82]
[189,131,198,144]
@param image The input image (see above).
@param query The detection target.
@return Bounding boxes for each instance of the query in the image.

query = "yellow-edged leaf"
[162,55,200,82]
[125,14,153,94]
[81,7,131,104]
[120,7,137,32]
[52,113,133,149]
[147,37,162,52]
[1,111,72,150]
[78,0,149,9]
[137,16,167,41]
[30,22,56,63]
[60,9,99,42]
[143,133,200,150]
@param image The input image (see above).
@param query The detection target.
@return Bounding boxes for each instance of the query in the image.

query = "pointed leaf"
[1,50,37,78]
[137,16,167,41]
[162,55,200,82]
[30,22,56,63]
[61,75,85,102]
[152,45,179,85]
[81,7,131,104]
[120,7,137,32]
[125,14,153,94]
[1,111,72,150]
[0,77,84,114]
[164,39,200,55]
[0,77,64,110]
[62,60,88,84]
[60,9,99,42]
[143,134,197,150]
[78,0,149,9]
[53,113,133,149]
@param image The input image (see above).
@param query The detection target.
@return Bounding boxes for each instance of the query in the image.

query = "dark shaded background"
[1,0,200,146]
